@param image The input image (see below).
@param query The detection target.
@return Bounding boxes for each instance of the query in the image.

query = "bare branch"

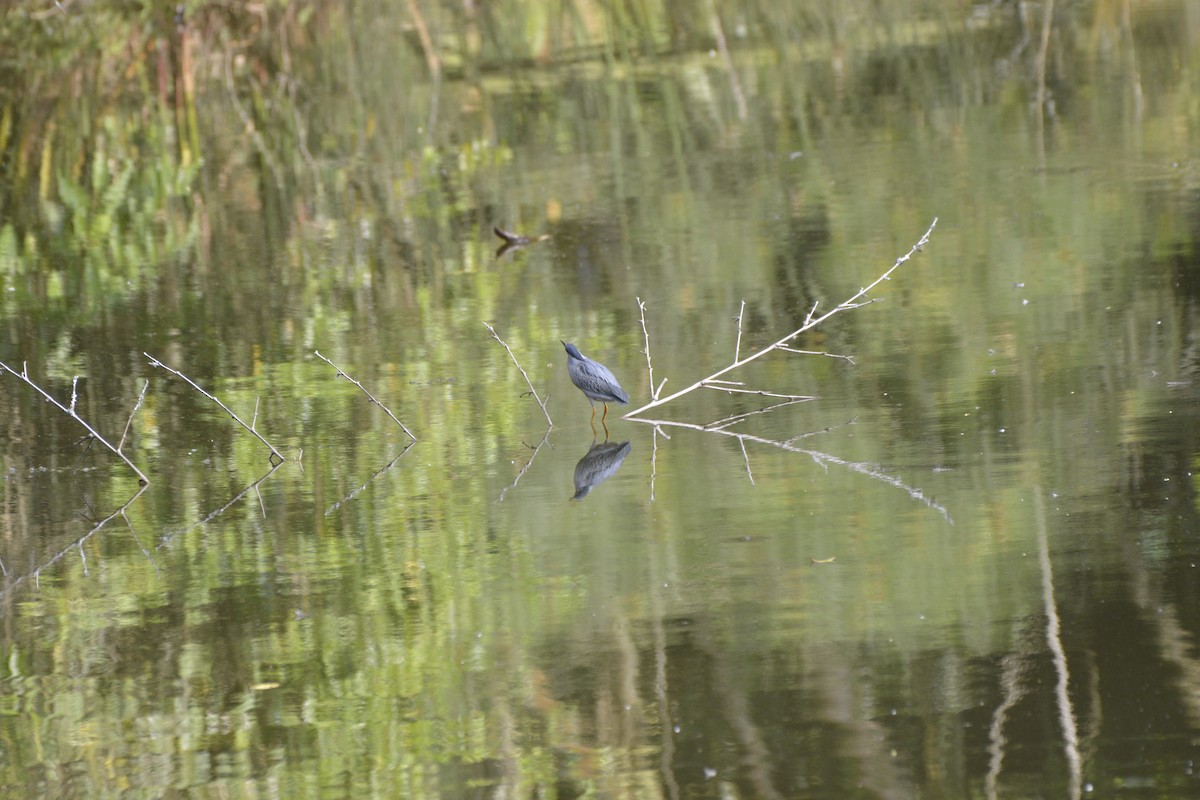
[738,438,755,485]
[144,353,285,465]
[638,297,662,400]
[314,351,418,441]
[734,299,746,363]
[483,323,554,429]
[118,380,150,453]
[701,383,815,402]
[705,398,814,431]
[777,346,855,364]
[633,416,952,523]
[0,360,150,485]
[624,218,937,419]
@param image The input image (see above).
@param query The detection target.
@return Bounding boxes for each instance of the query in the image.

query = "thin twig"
[625,218,938,419]
[776,346,855,364]
[314,351,418,441]
[734,299,746,363]
[638,297,661,400]
[701,383,815,402]
[0,484,149,602]
[325,441,417,515]
[157,460,284,548]
[705,398,814,431]
[483,323,554,428]
[496,432,552,502]
[635,416,952,523]
[738,438,755,485]
[144,352,285,464]
[649,427,660,503]
[118,380,150,452]
[0,360,150,485]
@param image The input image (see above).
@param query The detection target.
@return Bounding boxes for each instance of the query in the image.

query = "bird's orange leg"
[601,403,609,422]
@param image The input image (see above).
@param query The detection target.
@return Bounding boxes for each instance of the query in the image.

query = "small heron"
[562,341,629,423]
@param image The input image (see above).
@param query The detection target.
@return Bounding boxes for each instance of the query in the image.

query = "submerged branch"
[325,441,417,515]
[0,360,150,485]
[0,484,149,601]
[636,416,952,523]
[144,352,285,465]
[314,351,417,441]
[483,323,554,428]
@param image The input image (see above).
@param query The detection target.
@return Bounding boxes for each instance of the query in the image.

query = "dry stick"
[496,432,552,503]
[637,297,666,401]
[143,353,285,465]
[0,360,151,485]
[313,351,417,442]
[118,379,150,452]
[702,383,814,402]
[738,438,755,485]
[733,299,746,363]
[483,323,554,428]
[777,345,855,364]
[638,415,952,523]
[624,217,938,419]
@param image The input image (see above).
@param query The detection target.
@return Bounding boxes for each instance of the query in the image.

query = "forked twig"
[0,360,150,485]
[144,353,285,465]
[483,323,554,428]
[625,218,938,419]
[314,351,417,441]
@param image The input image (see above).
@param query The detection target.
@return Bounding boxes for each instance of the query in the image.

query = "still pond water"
[2,1,1200,797]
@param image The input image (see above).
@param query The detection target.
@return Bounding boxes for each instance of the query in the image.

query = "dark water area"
[2,1,1200,797]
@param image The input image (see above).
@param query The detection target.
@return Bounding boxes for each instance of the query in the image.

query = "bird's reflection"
[571,439,632,500]
[493,226,550,259]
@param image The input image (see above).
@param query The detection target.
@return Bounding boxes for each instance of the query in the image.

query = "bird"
[493,226,550,258]
[562,341,629,424]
